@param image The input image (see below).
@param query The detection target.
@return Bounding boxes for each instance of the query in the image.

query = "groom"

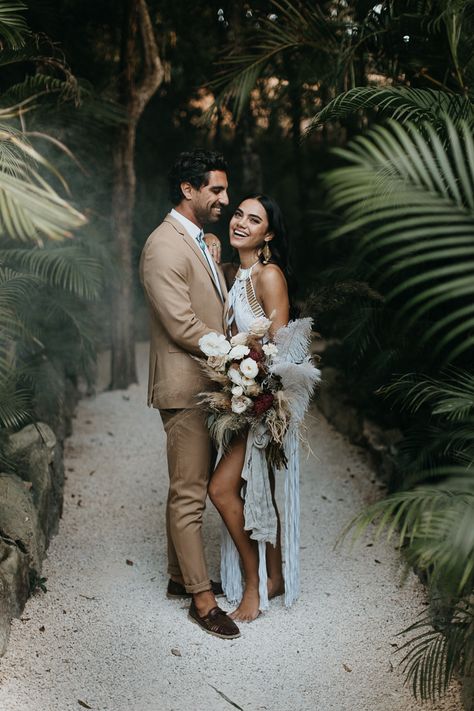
[139,150,240,639]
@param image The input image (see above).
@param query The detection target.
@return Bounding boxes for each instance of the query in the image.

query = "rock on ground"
[0,343,462,711]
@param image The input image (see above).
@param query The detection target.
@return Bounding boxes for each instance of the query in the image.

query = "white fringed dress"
[220,262,321,610]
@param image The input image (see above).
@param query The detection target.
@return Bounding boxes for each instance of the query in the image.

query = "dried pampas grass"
[209,413,246,449]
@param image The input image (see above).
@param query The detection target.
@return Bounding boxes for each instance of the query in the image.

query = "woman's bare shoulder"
[257,263,287,288]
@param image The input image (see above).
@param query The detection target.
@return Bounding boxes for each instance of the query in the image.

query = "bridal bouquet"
[198,317,292,469]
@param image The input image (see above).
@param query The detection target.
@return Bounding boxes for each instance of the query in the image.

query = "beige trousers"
[159,408,212,594]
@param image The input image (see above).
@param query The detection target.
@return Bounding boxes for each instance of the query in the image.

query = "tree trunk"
[110,122,138,388]
[110,0,164,389]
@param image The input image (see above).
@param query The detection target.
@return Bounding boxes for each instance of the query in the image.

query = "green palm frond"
[397,603,474,701]
[344,484,474,591]
[0,264,40,307]
[0,378,30,429]
[206,0,341,121]
[323,117,474,364]
[0,245,103,300]
[0,74,78,116]
[380,370,474,421]
[0,169,86,243]
[0,1,28,50]
[37,291,98,360]
[0,75,125,128]
[308,87,474,132]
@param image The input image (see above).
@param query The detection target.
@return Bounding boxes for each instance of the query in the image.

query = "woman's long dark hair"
[240,193,299,319]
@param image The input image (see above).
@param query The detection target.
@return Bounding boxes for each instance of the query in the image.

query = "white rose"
[199,332,231,356]
[231,385,244,396]
[228,344,250,361]
[208,354,227,371]
[231,395,253,414]
[240,357,259,379]
[249,317,272,338]
[230,332,249,346]
[262,343,278,358]
[228,367,243,385]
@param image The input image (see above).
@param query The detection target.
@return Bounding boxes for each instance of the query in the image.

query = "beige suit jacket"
[139,213,228,409]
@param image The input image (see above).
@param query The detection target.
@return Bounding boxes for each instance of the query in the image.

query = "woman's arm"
[256,264,290,337]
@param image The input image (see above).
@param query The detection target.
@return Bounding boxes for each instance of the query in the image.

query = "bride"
[205,194,301,622]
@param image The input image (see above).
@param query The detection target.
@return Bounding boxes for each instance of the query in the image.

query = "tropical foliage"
[318,83,474,703]
[0,1,103,441]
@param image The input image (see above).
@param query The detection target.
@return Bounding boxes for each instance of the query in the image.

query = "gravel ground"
[0,342,462,711]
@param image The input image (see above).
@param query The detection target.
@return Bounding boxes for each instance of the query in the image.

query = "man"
[139,150,240,639]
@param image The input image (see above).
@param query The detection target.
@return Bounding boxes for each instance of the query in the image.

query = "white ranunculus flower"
[231,385,244,396]
[199,332,231,357]
[230,332,249,346]
[262,343,278,358]
[248,316,272,338]
[240,357,259,379]
[228,344,250,361]
[231,395,253,414]
[228,367,243,385]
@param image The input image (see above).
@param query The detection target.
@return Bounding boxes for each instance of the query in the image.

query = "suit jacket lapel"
[216,264,228,303]
[164,214,226,303]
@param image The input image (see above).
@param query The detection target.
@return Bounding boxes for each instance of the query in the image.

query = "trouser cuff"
[185,579,212,594]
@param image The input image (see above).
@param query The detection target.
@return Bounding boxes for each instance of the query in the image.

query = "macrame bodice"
[227,262,266,334]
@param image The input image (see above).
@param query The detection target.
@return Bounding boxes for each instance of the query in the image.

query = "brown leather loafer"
[188,600,240,639]
[166,579,224,599]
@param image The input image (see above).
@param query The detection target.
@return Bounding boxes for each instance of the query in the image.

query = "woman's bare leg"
[208,435,260,621]
[266,469,284,598]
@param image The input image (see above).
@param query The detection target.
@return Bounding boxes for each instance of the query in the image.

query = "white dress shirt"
[170,208,223,301]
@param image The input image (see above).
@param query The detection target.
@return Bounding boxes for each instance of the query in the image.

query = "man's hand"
[204,233,222,264]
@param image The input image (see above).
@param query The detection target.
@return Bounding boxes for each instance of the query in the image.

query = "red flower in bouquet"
[248,348,265,363]
[253,391,274,415]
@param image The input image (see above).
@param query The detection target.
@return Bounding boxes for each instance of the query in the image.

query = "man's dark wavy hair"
[168,149,228,205]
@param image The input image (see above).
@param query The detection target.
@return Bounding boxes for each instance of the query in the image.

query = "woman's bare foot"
[268,575,285,599]
[229,585,260,622]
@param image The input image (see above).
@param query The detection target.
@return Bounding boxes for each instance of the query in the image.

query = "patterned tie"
[196,229,207,254]
[196,230,223,300]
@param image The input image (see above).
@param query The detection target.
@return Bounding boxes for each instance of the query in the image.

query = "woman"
[206,194,294,622]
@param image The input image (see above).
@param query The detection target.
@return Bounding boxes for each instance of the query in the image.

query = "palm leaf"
[323,117,474,364]
[0,1,28,50]
[0,245,103,300]
[205,0,342,121]
[343,485,474,591]
[0,169,86,243]
[308,87,474,133]
[0,378,30,429]
[397,603,474,701]
[380,370,474,421]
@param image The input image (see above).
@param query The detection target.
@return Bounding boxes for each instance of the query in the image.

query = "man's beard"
[199,203,222,224]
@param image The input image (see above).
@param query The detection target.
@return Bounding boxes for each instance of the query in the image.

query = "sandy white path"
[0,343,461,711]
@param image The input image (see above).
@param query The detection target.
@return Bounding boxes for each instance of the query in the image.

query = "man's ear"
[180,181,193,200]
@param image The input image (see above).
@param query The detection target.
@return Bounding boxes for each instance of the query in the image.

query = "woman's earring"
[262,242,272,264]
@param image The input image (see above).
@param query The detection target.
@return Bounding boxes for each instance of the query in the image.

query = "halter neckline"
[235,259,260,281]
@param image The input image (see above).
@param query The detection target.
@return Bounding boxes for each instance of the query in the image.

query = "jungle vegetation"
[1,0,473,700]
